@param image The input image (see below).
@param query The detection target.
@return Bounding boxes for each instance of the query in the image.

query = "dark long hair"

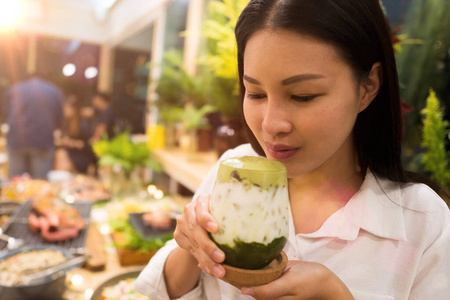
[235,0,450,201]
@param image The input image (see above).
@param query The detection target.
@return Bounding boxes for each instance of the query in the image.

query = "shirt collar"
[289,170,408,242]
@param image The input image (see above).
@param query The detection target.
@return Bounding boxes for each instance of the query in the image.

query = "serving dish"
[0,199,92,253]
[90,269,146,300]
[0,244,82,300]
[128,212,176,240]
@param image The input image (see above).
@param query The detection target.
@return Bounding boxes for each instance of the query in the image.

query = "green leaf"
[420,89,450,188]
[92,131,160,173]
[110,219,172,252]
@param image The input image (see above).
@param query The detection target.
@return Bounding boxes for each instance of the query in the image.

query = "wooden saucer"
[220,251,288,289]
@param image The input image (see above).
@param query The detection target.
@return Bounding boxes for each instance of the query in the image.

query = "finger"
[187,238,224,277]
[178,207,225,272]
[286,260,302,268]
[189,195,225,264]
[190,224,226,269]
[183,201,197,232]
[195,194,219,233]
[241,270,295,300]
[192,223,225,263]
[173,222,191,250]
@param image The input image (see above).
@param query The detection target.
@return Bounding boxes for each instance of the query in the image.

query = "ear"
[359,62,382,112]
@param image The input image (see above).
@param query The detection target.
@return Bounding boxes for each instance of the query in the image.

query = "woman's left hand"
[241,260,355,300]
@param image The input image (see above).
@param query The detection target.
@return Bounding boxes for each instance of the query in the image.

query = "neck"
[289,136,364,202]
[287,141,364,233]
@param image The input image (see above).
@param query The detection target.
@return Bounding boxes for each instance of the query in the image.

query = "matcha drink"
[210,156,289,270]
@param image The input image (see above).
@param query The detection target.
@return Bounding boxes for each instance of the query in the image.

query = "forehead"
[243,29,348,76]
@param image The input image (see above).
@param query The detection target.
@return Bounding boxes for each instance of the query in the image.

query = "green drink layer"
[211,235,287,270]
[216,156,287,190]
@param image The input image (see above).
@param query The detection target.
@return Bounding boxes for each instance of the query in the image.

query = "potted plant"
[200,0,249,156]
[92,131,161,196]
[156,49,218,151]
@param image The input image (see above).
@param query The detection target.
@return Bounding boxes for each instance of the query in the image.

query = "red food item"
[32,197,85,230]
[41,227,80,242]
[142,211,173,230]
[38,215,50,234]
[28,213,40,233]
[42,208,60,228]
[28,196,85,241]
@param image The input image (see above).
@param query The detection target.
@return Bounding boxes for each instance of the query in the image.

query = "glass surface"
[210,156,289,269]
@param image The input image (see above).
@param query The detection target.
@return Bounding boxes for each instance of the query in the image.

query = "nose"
[261,98,292,135]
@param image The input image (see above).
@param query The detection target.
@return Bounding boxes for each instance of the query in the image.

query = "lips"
[265,142,299,160]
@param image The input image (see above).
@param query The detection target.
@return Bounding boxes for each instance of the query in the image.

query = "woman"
[136,0,450,299]
[54,95,95,173]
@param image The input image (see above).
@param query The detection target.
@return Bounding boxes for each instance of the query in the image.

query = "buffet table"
[0,174,190,300]
[63,194,191,300]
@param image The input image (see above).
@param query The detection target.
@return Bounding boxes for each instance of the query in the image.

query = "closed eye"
[292,95,319,102]
[246,93,266,100]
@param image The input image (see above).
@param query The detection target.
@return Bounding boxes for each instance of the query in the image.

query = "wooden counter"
[153,148,217,194]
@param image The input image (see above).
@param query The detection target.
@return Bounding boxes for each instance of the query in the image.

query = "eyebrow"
[243,74,325,85]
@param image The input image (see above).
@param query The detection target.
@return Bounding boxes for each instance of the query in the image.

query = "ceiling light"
[63,64,76,77]
[84,66,98,79]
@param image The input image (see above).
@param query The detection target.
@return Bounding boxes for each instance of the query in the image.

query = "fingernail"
[212,265,224,278]
[212,250,225,262]
[241,287,254,295]
[206,222,218,232]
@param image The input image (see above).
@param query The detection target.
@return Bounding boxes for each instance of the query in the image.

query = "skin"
[165,29,381,299]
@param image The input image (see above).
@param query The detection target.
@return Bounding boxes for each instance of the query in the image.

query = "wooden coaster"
[220,251,288,289]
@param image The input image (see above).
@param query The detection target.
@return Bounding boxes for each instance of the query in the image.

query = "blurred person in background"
[2,73,64,179]
[54,94,95,174]
[90,91,116,142]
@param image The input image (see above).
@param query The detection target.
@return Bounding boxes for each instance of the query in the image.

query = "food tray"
[0,199,92,254]
[128,212,176,240]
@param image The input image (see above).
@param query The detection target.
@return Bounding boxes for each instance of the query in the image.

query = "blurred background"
[0,0,449,187]
[0,1,448,299]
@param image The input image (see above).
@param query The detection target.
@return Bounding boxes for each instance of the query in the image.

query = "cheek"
[243,100,261,133]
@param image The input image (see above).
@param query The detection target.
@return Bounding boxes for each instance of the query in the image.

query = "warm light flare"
[0,0,21,30]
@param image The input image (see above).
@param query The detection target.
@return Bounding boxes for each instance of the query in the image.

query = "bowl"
[220,251,288,289]
[90,268,144,300]
[0,244,78,300]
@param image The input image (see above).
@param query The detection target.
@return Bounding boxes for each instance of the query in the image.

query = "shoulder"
[367,172,449,247]
[35,79,63,98]
[398,181,449,246]
[400,182,449,214]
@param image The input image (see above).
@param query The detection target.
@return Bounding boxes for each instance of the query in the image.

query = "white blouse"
[136,144,450,300]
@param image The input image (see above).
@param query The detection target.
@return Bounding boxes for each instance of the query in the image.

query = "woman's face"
[243,30,364,178]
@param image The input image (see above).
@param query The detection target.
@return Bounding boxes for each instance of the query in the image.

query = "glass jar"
[210,156,289,269]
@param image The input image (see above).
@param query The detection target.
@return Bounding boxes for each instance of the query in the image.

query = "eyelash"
[246,93,317,102]
[291,95,316,102]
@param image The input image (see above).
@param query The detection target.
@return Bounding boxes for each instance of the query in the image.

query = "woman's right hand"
[173,193,226,278]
